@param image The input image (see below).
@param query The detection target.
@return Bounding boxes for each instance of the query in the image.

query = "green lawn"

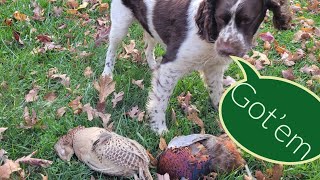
[0,0,319,179]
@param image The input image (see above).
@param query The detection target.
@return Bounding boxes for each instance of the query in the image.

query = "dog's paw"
[151,125,168,135]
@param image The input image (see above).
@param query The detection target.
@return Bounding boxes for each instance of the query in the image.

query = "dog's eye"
[239,16,252,25]
[216,14,231,24]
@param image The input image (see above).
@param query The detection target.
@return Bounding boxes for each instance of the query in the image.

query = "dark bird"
[157,134,245,180]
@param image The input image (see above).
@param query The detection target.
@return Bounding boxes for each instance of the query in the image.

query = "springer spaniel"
[102,0,291,134]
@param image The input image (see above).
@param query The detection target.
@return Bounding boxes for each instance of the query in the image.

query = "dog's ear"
[195,0,218,42]
[267,0,292,30]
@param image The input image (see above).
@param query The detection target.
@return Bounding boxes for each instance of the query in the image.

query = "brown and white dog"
[102,0,291,134]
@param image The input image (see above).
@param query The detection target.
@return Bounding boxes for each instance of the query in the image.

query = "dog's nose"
[217,41,243,57]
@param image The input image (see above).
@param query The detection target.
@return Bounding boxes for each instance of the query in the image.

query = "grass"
[0,0,319,179]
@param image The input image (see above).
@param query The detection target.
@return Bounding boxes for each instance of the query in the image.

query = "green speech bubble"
[219,56,320,165]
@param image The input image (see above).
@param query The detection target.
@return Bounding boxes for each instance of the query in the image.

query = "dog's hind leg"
[143,32,157,70]
[102,1,134,76]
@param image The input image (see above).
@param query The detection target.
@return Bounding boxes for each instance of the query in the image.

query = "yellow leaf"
[13,11,28,21]
[67,9,78,15]
[77,2,89,10]
[99,3,109,13]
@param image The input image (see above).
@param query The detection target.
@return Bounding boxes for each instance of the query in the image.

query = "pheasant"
[55,126,152,180]
[157,134,246,180]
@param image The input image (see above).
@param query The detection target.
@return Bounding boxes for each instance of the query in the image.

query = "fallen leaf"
[32,2,45,21]
[40,174,48,180]
[82,103,95,121]
[97,112,111,129]
[13,11,28,21]
[282,69,295,80]
[16,151,52,168]
[187,110,205,134]
[77,2,89,10]
[3,18,13,26]
[47,67,58,78]
[67,0,78,9]
[68,96,83,114]
[56,107,66,118]
[51,74,70,87]
[300,65,320,76]
[147,150,158,166]
[0,127,7,140]
[255,171,265,180]
[53,6,63,17]
[159,137,167,151]
[126,106,140,119]
[93,75,115,112]
[259,32,274,42]
[177,91,192,113]
[13,31,24,45]
[99,3,109,13]
[25,86,40,102]
[171,108,177,123]
[67,9,78,15]
[21,107,38,129]
[0,160,21,179]
[251,50,271,65]
[132,79,144,89]
[44,92,57,102]
[36,35,51,43]
[84,66,93,78]
[223,76,236,87]
[112,91,124,108]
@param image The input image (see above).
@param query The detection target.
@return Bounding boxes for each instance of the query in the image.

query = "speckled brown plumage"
[55,127,152,180]
[157,134,245,180]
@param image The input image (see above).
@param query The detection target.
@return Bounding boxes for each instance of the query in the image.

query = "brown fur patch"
[153,0,191,63]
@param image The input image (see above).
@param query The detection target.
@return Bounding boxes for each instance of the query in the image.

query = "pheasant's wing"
[92,132,149,170]
[168,134,215,148]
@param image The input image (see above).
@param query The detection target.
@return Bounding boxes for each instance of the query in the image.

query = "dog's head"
[195,0,292,57]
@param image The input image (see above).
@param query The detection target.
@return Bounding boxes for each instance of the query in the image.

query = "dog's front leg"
[147,63,183,135]
[202,64,229,110]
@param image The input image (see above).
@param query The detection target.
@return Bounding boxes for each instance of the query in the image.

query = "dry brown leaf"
[132,79,144,89]
[126,106,140,118]
[4,18,13,26]
[0,127,7,140]
[120,40,140,60]
[56,107,67,118]
[187,110,205,134]
[97,113,111,129]
[44,92,57,102]
[21,107,38,129]
[82,103,95,121]
[67,0,79,8]
[177,91,192,113]
[93,75,115,112]
[171,108,177,123]
[40,173,48,180]
[159,137,167,151]
[147,150,158,167]
[16,151,53,168]
[255,171,266,180]
[99,3,109,13]
[282,69,295,80]
[47,67,58,78]
[68,96,83,114]
[13,31,24,45]
[112,91,124,108]
[51,74,70,87]
[13,11,28,21]
[25,86,40,102]
[37,35,51,43]
[77,2,89,10]
[53,6,63,17]
[32,2,45,21]
[0,160,21,179]
[84,66,93,78]
[251,50,271,65]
